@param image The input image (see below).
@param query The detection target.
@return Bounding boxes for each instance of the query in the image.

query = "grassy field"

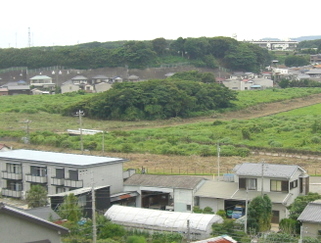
[2,88,321,175]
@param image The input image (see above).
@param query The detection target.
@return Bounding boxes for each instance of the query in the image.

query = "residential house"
[29,75,55,89]
[0,202,69,243]
[94,82,113,93]
[49,185,110,218]
[195,163,309,223]
[124,174,206,212]
[0,87,8,95]
[0,149,127,199]
[192,235,237,243]
[91,75,109,84]
[222,78,273,90]
[24,206,61,221]
[0,144,11,152]
[1,81,30,95]
[306,69,321,78]
[310,54,321,64]
[298,200,321,238]
[61,75,94,93]
[127,75,140,82]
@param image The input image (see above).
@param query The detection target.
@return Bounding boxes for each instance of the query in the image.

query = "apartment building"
[0,149,127,199]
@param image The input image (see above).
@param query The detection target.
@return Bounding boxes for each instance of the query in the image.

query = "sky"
[1,0,319,49]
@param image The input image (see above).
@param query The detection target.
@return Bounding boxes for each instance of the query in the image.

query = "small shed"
[105,205,223,240]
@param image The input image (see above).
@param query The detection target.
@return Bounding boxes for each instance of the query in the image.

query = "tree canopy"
[26,185,48,208]
[247,194,272,233]
[63,72,237,121]
[288,192,321,220]
[0,36,272,71]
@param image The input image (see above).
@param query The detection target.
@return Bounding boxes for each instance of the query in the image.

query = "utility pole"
[92,186,97,243]
[186,219,190,243]
[217,143,220,181]
[261,160,265,197]
[244,187,248,233]
[91,171,97,243]
[75,110,85,153]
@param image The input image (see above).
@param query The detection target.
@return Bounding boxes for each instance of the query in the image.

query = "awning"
[110,191,139,202]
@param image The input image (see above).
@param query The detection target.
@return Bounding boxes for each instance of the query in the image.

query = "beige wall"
[0,213,63,243]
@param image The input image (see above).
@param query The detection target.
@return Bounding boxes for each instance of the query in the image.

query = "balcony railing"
[2,189,22,198]
[2,171,22,180]
[25,174,47,184]
[51,177,64,186]
[64,179,83,188]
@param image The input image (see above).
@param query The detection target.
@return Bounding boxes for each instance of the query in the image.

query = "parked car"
[232,205,245,219]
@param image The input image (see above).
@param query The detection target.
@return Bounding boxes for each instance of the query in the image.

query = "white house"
[29,75,54,88]
[124,174,206,212]
[195,163,309,223]
[0,149,127,199]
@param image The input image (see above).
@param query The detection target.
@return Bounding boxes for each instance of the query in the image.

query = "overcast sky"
[1,0,319,49]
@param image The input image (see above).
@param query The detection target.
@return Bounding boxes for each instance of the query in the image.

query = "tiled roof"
[233,163,305,179]
[298,200,321,223]
[124,174,205,189]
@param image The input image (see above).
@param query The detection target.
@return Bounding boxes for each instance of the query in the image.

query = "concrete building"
[0,149,127,199]
[247,40,298,50]
[0,202,69,243]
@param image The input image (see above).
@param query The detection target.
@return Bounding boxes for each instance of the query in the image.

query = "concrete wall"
[173,188,193,212]
[301,222,321,238]
[0,213,63,243]
[198,197,224,213]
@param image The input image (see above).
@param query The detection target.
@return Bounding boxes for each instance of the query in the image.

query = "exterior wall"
[222,80,241,90]
[61,84,80,93]
[173,188,193,212]
[301,222,321,238]
[198,197,224,212]
[95,83,112,93]
[0,213,62,243]
[123,185,143,207]
[272,203,288,222]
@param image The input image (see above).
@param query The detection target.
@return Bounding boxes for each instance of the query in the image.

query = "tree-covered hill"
[0,36,272,72]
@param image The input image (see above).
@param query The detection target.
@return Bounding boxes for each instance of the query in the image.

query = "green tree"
[288,192,321,220]
[57,193,82,222]
[247,194,272,233]
[26,185,48,208]
[151,37,168,55]
[285,55,309,67]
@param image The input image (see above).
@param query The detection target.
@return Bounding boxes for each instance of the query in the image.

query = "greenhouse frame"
[104,205,223,240]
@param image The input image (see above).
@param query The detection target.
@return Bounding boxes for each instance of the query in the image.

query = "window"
[56,168,64,179]
[271,180,288,192]
[247,178,257,190]
[290,180,298,189]
[6,163,22,174]
[186,205,191,211]
[239,178,257,190]
[30,166,46,176]
[69,170,78,180]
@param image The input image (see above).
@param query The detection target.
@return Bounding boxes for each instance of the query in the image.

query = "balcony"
[25,174,47,184]
[51,177,64,186]
[2,171,22,180]
[2,189,22,198]
[64,179,83,188]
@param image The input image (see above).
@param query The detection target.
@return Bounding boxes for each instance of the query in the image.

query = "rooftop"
[0,149,126,167]
[298,200,321,223]
[233,163,306,179]
[124,174,205,189]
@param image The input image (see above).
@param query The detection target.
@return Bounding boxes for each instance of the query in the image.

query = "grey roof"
[233,163,306,179]
[0,149,126,167]
[306,69,321,74]
[298,200,321,223]
[92,75,108,79]
[0,203,69,234]
[195,180,292,205]
[124,174,205,189]
[48,185,109,197]
[30,75,52,80]
[25,206,61,221]
[71,75,87,80]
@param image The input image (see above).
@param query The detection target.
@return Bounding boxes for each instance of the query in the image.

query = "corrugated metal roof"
[124,174,205,189]
[0,149,126,167]
[298,200,321,223]
[48,185,109,197]
[233,163,305,179]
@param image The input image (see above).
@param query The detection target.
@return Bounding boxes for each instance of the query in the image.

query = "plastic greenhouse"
[104,205,223,240]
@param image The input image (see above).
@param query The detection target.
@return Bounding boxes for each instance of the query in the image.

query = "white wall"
[173,188,193,212]
[199,197,224,213]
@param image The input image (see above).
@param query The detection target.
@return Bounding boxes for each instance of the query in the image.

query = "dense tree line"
[63,72,237,121]
[0,36,272,71]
